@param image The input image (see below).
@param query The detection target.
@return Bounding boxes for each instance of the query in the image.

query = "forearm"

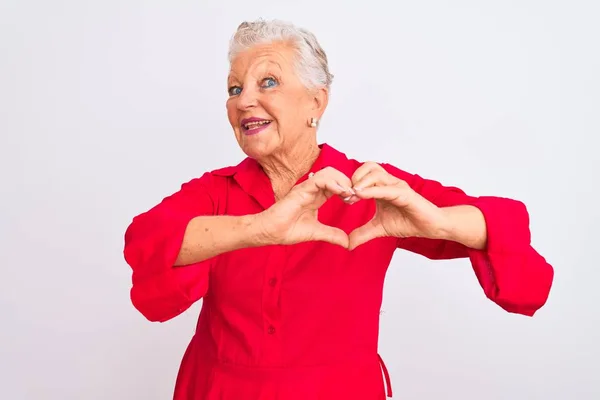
[438,205,488,250]
[174,214,268,266]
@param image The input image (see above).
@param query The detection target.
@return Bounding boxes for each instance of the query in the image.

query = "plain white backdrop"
[1,1,599,399]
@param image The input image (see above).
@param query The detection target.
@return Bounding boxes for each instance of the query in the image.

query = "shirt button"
[268,277,277,287]
[267,325,276,335]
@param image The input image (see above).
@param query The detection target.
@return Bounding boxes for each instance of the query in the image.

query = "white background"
[1,1,599,399]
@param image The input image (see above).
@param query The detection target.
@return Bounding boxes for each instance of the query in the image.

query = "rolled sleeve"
[467,196,553,316]
[382,163,554,316]
[123,173,218,322]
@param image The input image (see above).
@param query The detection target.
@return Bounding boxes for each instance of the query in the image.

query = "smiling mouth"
[241,119,273,135]
[243,120,272,130]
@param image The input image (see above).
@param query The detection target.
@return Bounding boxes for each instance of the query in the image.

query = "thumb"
[311,222,350,248]
[348,220,383,250]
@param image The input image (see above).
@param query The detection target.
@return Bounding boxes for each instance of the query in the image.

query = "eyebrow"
[264,60,283,71]
[227,59,284,85]
[227,75,238,86]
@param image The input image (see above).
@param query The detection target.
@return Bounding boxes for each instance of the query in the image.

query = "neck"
[260,140,321,200]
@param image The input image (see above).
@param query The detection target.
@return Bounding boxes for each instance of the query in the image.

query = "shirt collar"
[211,143,354,209]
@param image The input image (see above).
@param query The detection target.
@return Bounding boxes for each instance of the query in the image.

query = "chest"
[207,180,398,310]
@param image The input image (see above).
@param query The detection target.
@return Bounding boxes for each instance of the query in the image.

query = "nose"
[236,86,258,111]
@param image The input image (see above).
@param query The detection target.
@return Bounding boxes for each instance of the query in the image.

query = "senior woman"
[123,19,553,400]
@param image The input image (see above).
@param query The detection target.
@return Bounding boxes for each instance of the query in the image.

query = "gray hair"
[228,19,334,91]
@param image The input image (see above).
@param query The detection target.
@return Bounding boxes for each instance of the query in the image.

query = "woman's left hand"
[346,162,447,250]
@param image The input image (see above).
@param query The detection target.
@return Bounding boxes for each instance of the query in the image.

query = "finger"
[353,185,413,207]
[341,193,360,204]
[315,179,354,198]
[353,170,398,192]
[310,168,355,198]
[291,181,351,211]
[351,162,384,186]
[317,167,354,191]
[316,167,362,202]
[311,223,349,248]
[348,220,385,250]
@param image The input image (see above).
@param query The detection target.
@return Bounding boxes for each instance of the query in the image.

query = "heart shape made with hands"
[297,163,443,250]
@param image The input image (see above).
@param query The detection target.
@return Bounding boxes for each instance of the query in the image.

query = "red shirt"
[123,143,553,399]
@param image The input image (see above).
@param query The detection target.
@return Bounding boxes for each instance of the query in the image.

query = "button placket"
[261,246,285,363]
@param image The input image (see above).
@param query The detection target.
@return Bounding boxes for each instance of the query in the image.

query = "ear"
[311,87,329,118]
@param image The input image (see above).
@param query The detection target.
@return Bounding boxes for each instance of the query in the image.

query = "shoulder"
[378,162,419,184]
[210,164,240,177]
[182,157,251,188]
[344,155,419,185]
[324,143,416,182]
[170,166,238,200]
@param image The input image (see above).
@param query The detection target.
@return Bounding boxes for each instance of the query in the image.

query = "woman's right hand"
[256,167,355,248]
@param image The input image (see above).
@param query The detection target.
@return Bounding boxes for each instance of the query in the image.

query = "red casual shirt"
[123,143,553,399]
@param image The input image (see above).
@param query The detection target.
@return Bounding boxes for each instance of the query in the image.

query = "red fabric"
[123,143,553,399]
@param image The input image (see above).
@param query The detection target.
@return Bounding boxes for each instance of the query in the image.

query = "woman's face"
[226,41,325,160]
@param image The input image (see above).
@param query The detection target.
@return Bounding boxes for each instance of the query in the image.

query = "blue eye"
[228,86,242,96]
[262,77,278,88]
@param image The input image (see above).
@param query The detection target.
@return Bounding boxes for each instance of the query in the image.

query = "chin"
[238,138,279,160]
[235,127,281,160]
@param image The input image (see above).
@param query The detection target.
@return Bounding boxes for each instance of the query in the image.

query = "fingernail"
[343,195,352,201]
[337,184,354,194]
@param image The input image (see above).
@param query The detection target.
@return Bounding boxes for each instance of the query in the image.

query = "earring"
[309,117,318,128]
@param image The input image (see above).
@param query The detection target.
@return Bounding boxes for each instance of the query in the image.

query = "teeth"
[244,120,271,129]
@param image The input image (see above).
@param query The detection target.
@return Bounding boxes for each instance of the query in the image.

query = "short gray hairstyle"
[228,19,334,91]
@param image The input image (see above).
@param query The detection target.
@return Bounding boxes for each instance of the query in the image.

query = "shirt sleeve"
[123,173,219,322]
[381,163,554,317]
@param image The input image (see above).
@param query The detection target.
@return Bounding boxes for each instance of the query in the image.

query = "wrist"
[434,207,456,241]
[243,212,278,247]
[435,205,488,249]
